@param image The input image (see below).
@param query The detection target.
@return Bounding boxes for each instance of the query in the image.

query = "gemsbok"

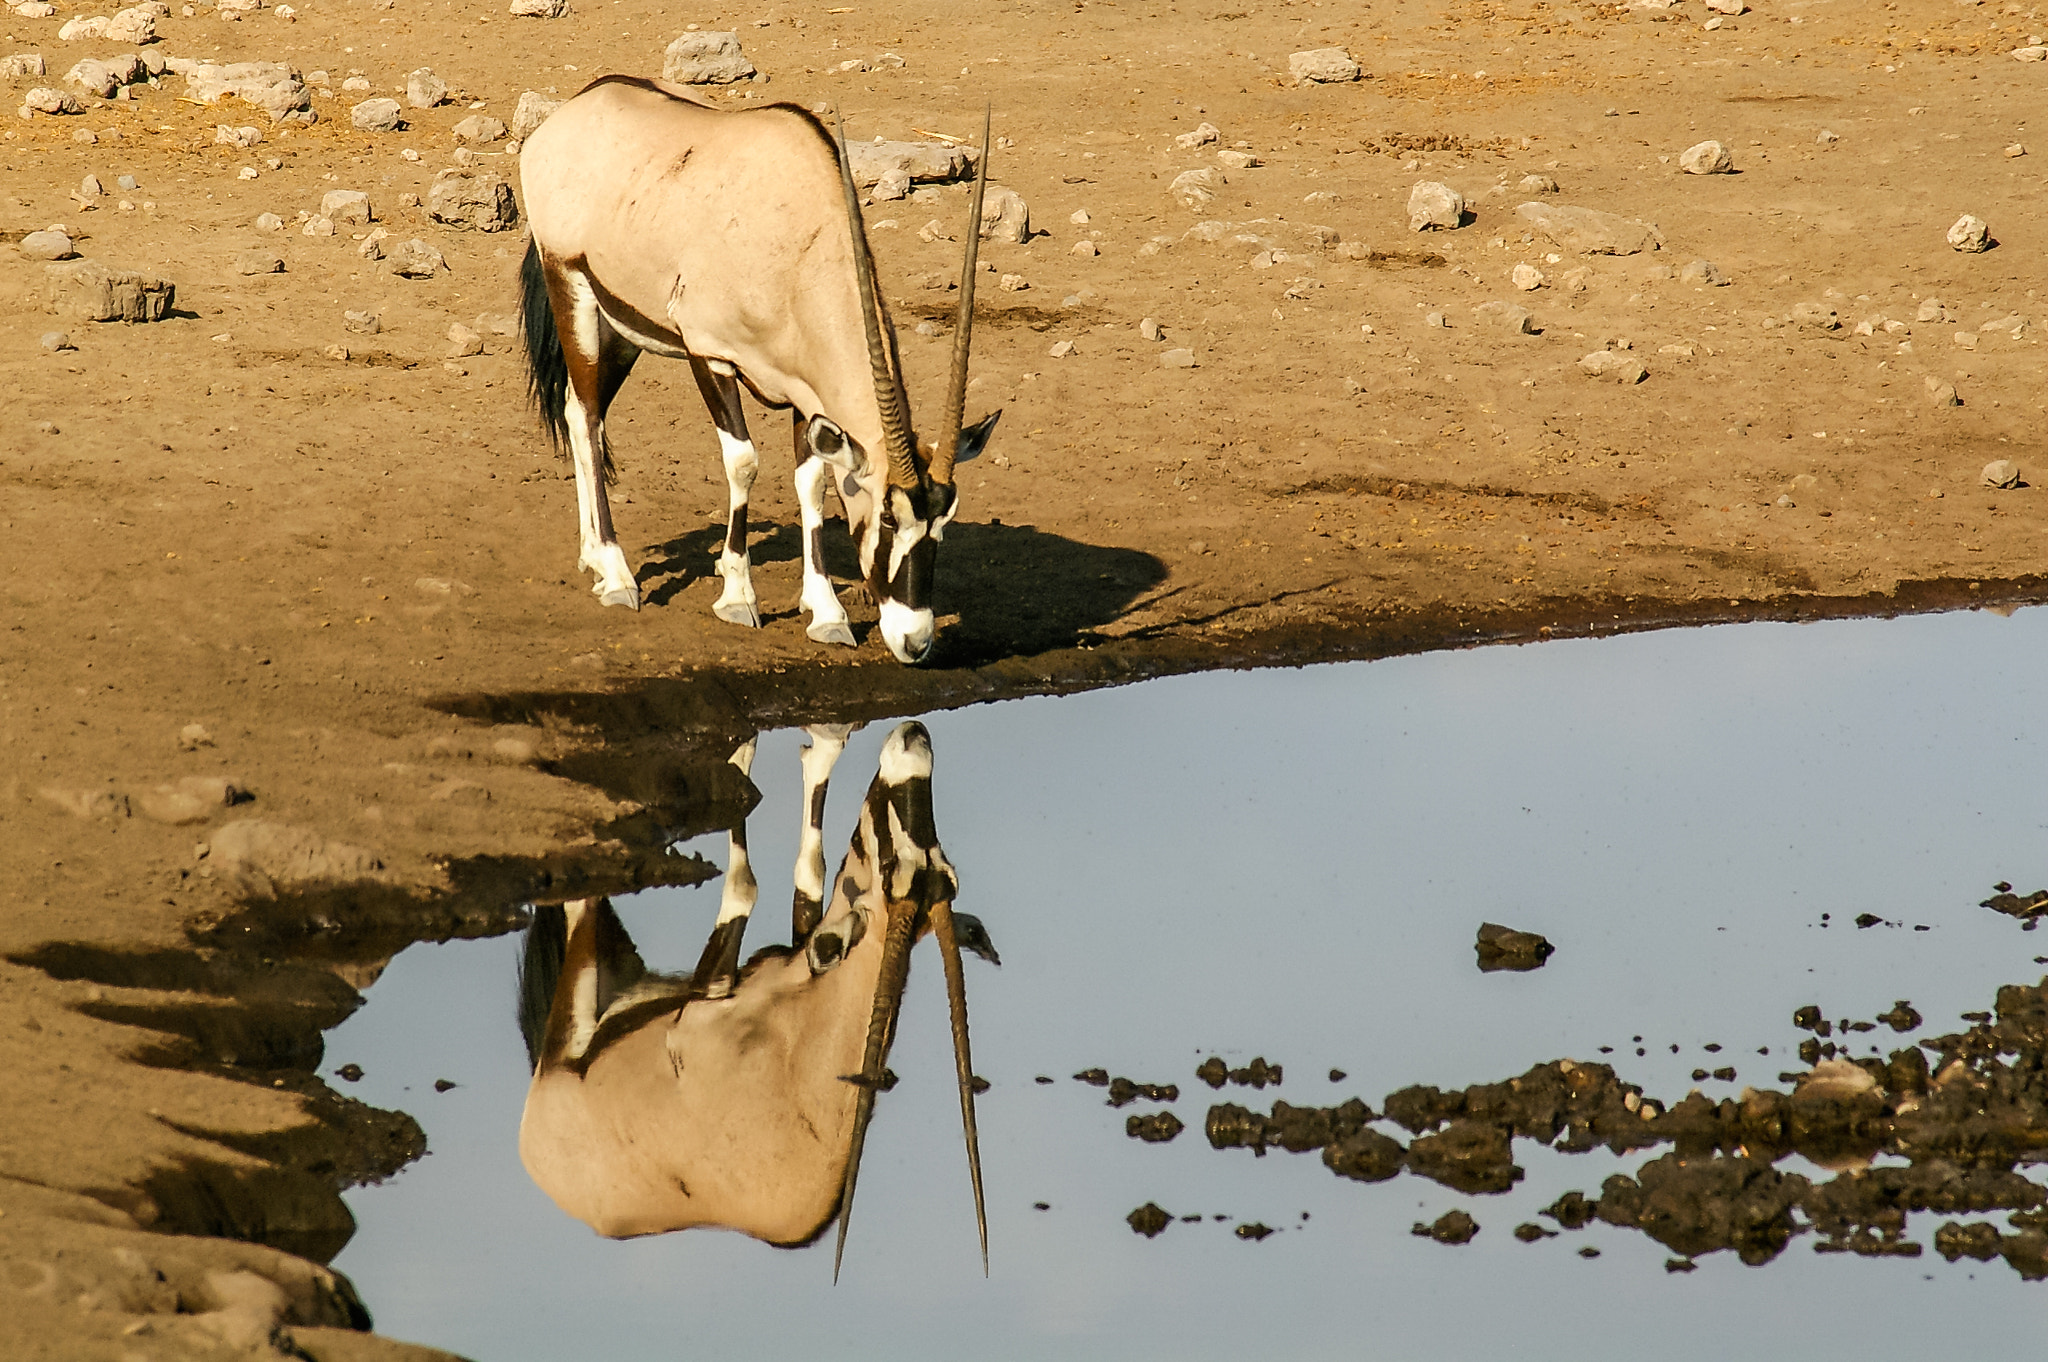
[518,77,1003,664]
[515,721,998,1277]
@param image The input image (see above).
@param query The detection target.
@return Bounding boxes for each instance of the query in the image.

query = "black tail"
[516,902,567,1073]
[520,240,569,454]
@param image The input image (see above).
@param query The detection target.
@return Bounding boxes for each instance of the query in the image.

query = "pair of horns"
[830,734,986,1281]
[835,110,993,490]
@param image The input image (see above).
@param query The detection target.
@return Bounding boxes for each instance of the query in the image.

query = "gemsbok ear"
[806,417,869,476]
[953,410,1003,467]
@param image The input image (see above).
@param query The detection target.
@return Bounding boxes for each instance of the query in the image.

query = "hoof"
[600,585,641,610]
[714,600,762,628]
[806,619,857,647]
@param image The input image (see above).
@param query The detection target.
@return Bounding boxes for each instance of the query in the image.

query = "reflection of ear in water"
[512,721,991,1272]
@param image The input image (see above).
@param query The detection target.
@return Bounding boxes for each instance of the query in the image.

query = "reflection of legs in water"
[694,739,760,999]
[794,723,864,940]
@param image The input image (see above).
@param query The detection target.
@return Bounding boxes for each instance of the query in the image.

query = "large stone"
[104,5,158,43]
[845,137,976,186]
[508,0,570,17]
[405,67,447,108]
[1680,258,1727,286]
[24,86,85,115]
[351,97,403,132]
[1946,214,1990,252]
[1516,201,1662,255]
[386,239,448,278]
[1579,349,1648,383]
[19,229,75,261]
[1408,180,1464,231]
[661,31,756,84]
[1170,167,1226,211]
[1472,300,1538,334]
[1174,120,1220,150]
[320,189,372,224]
[1289,47,1360,83]
[66,56,142,97]
[510,90,561,139]
[45,258,175,322]
[1679,139,1734,174]
[978,184,1030,243]
[57,15,108,40]
[233,250,283,275]
[170,59,310,122]
[427,169,518,231]
[1,54,48,78]
[452,113,506,144]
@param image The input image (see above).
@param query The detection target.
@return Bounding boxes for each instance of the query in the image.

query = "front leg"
[691,358,761,629]
[793,415,856,646]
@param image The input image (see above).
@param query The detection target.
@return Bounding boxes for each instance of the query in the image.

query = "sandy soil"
[2,0,2045,1353]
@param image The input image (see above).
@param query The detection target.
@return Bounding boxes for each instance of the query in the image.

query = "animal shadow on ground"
[927,521,1167,666]
[632,517,1166,665]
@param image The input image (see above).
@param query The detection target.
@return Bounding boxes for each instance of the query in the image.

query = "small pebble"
[1159,347,1198,368]
[1138,316,1163,341]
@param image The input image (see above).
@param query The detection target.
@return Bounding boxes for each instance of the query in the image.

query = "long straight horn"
[932,107,992,488]
[930,899,988,1275]
[834,118,920,488]
[832,905,916,1283]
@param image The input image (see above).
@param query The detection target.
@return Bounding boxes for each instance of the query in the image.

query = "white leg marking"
[561,275,638,610]
[717,833,759,925]
[794,724,858,903]
[794,457,855,646]
[712,429,762,629]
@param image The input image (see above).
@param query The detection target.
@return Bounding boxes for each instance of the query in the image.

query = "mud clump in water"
[1412,1209,1479,1244]
[1981,886,2048,921]
[1127,1202,1172,1237]
[1407,1119,1524,1194]
[1875,1000,1923,1032]
[1324,1127,1407,1183]
[1206,1097,1373,1155]
[1474,922,1555,972]
[1106,1076,1179,1108]
[1514,1222,1556,1242]
[1196,1056,1229,1089]
[334,1063,363,1082]
[1234,1222,1274,1241]
[1127,1111,1185,1143]
[1074,1068,1110,1087]
[1544,1190,1598,1229]
[1192,1054,1284,1088]
[1595,1153,1807,1265]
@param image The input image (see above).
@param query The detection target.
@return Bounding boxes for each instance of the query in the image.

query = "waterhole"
[327,607,2048,1359]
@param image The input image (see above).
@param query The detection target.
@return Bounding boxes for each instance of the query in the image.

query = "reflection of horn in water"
[932,898,989,1275]
[832,903,915,1284]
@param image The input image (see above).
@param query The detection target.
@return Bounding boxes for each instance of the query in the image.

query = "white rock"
[1679,140,1734,174]
[25,86,85,114]
[846,138,976,186]
[870,167,910,201]
[65,59,126,98]
[1160,347,1198,368]
[1069,208,1091,225]
[447,322,484,357]
[1517,201,1661,255]
[1511,262,1545,291]
[1519,174,1559,194]
[343,308,381,333]
[254,211,283,230]
[998,273,1027,292]
[1816,129,1839,145]
[1474,300,1537,333]
[1071,239,1098,257]
[428,169,518,231]
[1217,149,1261,170]
[1915,297,1948,323]
[1946,214,1990,252]
[302,215,334,236]
[405,67,447,109]
[978,184,1029,243]
[1170,167,1225,212]
[453,113,505,144]
[1953,330,1978,350]
[1579,350,1647,383]
[1174,120,1219,150]
[57,15,108,40]
[510,90,561,139]
[341,75,371,91]
[321,189,371,225]
[1139,317,1163,341]
[1983,459,2021,488]
[2013,45,2047,61]
[1407,181,1464,231]
[0,54,47,78]
[508,0,570,15]
[79,173,102,196]
[234,249,282,274]
[214,123,262,147]
[44,258,175,322]
[1704,0,1745,11]
[104,5,157,43]
[386,238,447,277]
[662,31,755,84]
[177,60,309,122]
[1289,47,1360,84]
[1680,258,1727,286]
[1789,301,1839,330]
[19,229,74,260]
[13,1,55,15]
[1925,376,1960,406]
[351,97,402,132]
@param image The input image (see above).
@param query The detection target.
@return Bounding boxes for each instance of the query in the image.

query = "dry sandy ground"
[2,0,2046,1353]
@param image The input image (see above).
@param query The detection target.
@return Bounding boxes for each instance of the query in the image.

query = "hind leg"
[690,357,762,628]
[548,266,641,609]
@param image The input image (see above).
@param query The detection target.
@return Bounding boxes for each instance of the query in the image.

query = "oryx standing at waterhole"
[516,722,998,1276]
[518,77,1003,664]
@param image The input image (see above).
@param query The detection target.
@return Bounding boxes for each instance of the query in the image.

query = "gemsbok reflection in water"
[514,722,996,1278]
